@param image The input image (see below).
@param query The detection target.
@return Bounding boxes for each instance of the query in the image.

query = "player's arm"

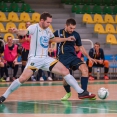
[9,28,28,36]
[49,37,75,43]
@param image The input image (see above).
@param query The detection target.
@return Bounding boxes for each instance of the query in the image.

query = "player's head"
[7,36,13,44]
[94,42,100,51]
[65,18,76,34]
[39,12,52,29]
[25,21,31,28]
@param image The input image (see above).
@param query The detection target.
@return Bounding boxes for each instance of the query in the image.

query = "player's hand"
[8,28,18,33]
[67,36,76,41]
[88,57,97,64]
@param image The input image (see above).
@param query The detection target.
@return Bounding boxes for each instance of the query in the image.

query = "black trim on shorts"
[49,61,58,71]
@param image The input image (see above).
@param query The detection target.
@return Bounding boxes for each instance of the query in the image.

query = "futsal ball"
[98,87,109,99]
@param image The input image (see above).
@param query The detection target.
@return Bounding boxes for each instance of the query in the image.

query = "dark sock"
[4,64,8,77]
[22,65,25,72]
[104,67,109,74]
[81,77,88,91]
[13,65,18,77]
[88,67,92,73]
[0,67,4,77]
[64,85,71,93]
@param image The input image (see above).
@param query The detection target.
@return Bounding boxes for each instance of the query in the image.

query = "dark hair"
[95,42,100,46]
[40,12,52,21]
[66,18,76,26]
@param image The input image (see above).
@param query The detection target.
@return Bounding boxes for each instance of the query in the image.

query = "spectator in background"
[0,36,21,81]
[0,36,6,82]
[18,21,36,81]
[87,42,109,80]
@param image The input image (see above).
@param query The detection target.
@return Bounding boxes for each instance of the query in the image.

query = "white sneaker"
[40,77,44,81]
[6,77,10,82]
[47,77,53,81]
[31,76,36,81]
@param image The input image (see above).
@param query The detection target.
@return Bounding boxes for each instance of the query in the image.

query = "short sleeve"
[75,33,82,46]
[27,24,37,35]
[53,30,59,37]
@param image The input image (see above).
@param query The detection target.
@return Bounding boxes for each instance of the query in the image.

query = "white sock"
[3,79,22,98]
[64,74,84,93]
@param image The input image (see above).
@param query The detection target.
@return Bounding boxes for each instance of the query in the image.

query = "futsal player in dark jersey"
[54,18,96,100]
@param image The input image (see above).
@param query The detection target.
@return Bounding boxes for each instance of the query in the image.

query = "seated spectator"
[0,36,21,82]
[87,42,109,80]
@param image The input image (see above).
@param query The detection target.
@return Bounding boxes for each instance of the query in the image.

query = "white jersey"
[27,23,54,58]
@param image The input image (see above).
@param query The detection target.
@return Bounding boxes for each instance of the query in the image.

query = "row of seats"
[0,2,34,12]
[83,14,117,24]
[61,0,117,6]
[0,22,54,33]
[72,4,117,14]
[0,12,40,22]
[94,24,117,34]
[1,0,24,3]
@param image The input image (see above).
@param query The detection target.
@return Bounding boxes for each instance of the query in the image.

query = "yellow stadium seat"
[20,12,33,22]
[115,15,117,23]
[94,24,107,34]
[105,24,117,34]
[94,14,106,23]
[18,22,26,29]
[32,12,40,22]
[49,24,54,32]
[104,14,116,24]
[0,11,9,22]
[0,23,7,32]
[8,12,21,22]
[6,22,17,32]
[4,33,14,42]
[106,34,117,44]
[83,14,95,24]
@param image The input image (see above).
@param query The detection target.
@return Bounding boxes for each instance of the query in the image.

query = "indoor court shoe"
[78,91,96,99]
[0,77,6,82]
[61,92,71,101]
[0,96,6,104]
[104,75,109,80]
[6,77,10,82]
[89,76,95,80]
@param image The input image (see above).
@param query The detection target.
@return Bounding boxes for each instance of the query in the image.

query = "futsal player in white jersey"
[0,12,96,103]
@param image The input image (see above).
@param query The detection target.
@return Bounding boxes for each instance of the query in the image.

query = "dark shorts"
[58,54,84,71]
[87,60,104,67]
[7,62,15,68]
[21,48,29,61]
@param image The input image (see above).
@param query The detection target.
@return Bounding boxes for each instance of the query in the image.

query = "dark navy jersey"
[54,29,82,56]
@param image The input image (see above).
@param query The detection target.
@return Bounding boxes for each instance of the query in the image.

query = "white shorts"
[25,56,58,71]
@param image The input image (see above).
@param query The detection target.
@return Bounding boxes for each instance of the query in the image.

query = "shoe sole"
[79,94,96,99]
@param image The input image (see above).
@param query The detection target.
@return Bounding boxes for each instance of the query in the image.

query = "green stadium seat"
[82,0,94,5]
[71,4,78,13]
[75,5,83,14]
[21,3,34,13]
[73,0,83,5]
[82,5,92,14]
[103,0,114,5]
[103,6,113,14]
[113,5,117,15]
[0,2,11,12]
[9,3,22,12]
[92,5,103,14]
[94,0,104,5]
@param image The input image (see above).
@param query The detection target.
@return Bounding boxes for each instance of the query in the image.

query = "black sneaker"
[78,91,96,99]
[0,96,6,104]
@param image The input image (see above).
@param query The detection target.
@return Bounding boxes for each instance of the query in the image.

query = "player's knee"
[104,60,109,67]
[61,68,69,76]
[80,65,88,76]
